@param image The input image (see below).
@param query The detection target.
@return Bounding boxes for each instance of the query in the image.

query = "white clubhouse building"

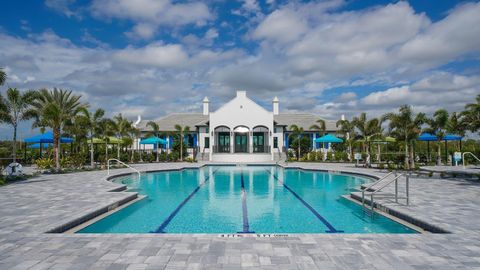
[136,91,338,162]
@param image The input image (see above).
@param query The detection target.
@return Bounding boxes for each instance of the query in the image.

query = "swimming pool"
[78,166,416,234]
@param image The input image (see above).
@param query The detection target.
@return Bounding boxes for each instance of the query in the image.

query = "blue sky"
[0,0,479,138]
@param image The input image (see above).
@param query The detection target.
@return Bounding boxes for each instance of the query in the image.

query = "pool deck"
[1,162,480,269]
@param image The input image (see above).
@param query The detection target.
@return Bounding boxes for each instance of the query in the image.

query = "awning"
[372,136,396,143]
[444,134,463,141]
[90,137,123,144]
[24,131,73,143]
[314,134,343,143]
[140,137,167,145]
[27,143,52,149]
[418,133,438,141]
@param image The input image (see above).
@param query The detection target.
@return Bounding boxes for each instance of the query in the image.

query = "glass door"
[253,132,265,153]
[218,132,230,153]
[235,133,248,153]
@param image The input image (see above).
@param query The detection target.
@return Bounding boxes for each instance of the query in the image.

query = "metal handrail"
[362,173,409,211]
[107,158,141,178]
[463,152,480,169]
[361,171,395,191]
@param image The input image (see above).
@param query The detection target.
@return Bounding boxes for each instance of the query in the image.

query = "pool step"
[349,191,449,233]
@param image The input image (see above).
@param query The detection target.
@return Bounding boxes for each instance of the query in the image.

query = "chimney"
[272,96,279,115]
[236,91,246,98]
[203,97,209,115]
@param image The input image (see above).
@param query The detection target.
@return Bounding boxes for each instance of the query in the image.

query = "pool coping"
[53,163,447,235]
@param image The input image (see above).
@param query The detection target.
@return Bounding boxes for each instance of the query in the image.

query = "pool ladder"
[360,171,410,213]
[107,158,141,178]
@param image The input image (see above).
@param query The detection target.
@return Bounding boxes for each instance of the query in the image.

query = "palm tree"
[0,88,37,162]
[78,108,105,167]
[174,124,190,161]
[31,88,85,171]
[289,124,304,161]
[424,109,449,165]
[336,119,355,161]
[461,95,480,135]
[97,118,115,163]
[352,113,382,167]
[127,126,140,162]
[111,114,131,160]
[0,68,6,86]
[382,105,425,170]
[146,121,161,162]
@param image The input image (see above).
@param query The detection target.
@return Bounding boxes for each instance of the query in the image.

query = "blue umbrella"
[444,134,462,141]
[443,134,463,163]
[418,133,438,162]
[28,143,52,149]
[314,134,343,143]
[140,137,167,145]
[24,131,73,143]
[418,133,437,141]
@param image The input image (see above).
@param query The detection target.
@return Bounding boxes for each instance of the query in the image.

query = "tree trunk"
[156,142,159,162]
[410,141,415,169]
[437,141,442,165]
[349,142,353,162]
[377,144,381,163]
[12,124,17,162]
[90,136,95,168]
[117,143,120,160]
[298,142,300,161]
[105,142,108,163]
[180,134,183,161]
[53,128,61,172]
[365,141,370,167]
[405,139,409,170]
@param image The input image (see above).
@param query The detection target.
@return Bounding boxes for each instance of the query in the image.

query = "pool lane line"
[265,169,343,233]
[152,168,219,233]
[238,168,254,234]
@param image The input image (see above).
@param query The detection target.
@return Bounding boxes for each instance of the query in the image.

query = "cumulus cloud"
[90,0,211,39]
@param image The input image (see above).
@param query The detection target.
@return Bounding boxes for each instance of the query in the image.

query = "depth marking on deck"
[238,168,254,233]
[152,168,219,233]
[265,169,343,233]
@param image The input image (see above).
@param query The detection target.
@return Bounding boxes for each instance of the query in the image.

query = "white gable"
[210,91,273,131]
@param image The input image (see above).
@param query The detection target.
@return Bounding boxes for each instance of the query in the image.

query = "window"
[274,137,278,148]
[205,137,210,148]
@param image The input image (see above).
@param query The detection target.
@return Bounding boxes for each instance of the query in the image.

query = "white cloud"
[253,8,308,44]
[90,0,211,39]
[44,0,79,18]
[113,44,188,68]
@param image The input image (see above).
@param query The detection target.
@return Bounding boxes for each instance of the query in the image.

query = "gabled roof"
[274,114,338,132]
[137,113,208,132]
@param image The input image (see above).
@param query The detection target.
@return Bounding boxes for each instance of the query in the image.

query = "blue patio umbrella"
[443,134,463,163]
[28,143,51,149]
[24,131,74,158]
[314,134,343,143]
[24,131,73,144]
[140,137,167,145]
[314,134,343,152]
[418,133,438,162]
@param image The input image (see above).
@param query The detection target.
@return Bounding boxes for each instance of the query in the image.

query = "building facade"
[136,91,339,162]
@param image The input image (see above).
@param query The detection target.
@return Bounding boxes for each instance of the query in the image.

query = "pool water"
[78,166,416,234]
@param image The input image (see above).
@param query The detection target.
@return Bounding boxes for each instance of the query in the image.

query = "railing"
[107,158,141,178]
[213,145,230,153]
[253,145,270,153]
[361,171,395,192]
[362,172,409,212]
[463,152,480,169]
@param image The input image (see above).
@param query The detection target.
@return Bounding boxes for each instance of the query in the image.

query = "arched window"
[252,126,269,132]
[233,126,250,133]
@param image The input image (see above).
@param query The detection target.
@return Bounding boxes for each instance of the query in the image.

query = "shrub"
[35,158,54,170]
[184,157,196,163]
[326,152,334,161]
[335,151,348,162]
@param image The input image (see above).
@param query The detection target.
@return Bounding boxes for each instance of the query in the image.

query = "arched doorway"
[233,126,249,153]
[214,126,231,153]
[253,126,269,153]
